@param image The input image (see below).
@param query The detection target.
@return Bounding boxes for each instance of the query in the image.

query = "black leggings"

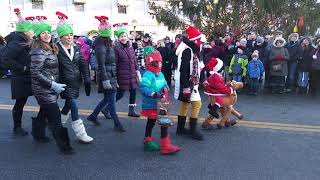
[116,89,136,104]
[13,98,28,112]
[40,103,62,131]
[145,118,168,138]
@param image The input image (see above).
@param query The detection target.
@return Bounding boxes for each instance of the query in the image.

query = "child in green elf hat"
[140,46,180,155]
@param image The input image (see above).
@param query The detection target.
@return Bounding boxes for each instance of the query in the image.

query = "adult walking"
[87,16,126,132]
[1,9,34,136]
[174,26,204,141]
[101,23,140,118]
[55,12,93,143]
[30,16,74,154]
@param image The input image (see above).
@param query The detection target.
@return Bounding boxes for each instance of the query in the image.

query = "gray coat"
[30,48,59,105]
[269,45,290,76]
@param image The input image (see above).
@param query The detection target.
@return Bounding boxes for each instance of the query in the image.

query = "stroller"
[269,60,288,94]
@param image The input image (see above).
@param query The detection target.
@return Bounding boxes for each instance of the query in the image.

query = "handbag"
[272,63,283,72]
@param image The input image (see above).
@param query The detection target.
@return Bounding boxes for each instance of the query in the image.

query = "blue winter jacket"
[140,71,168,110]
[247,59,265,78]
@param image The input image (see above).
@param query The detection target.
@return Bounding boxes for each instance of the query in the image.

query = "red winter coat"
[204,73,233,96]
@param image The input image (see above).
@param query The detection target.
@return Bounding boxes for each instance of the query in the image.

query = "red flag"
[298,16,304,29]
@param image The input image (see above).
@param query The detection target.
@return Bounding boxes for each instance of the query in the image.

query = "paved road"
[0,79,319,180]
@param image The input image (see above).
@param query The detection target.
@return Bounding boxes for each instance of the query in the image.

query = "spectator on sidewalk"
[297,37,313,94]
[247,51,264,95]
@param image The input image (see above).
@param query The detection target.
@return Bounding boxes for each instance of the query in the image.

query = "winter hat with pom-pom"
[113,23,128,38]
[32,16,51,37]
[144,46,162,73]
[95,16,112,37]
[14,8,33,33]
[56,12,73,38]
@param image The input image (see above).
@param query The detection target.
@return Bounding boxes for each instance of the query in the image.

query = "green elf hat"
[113,22,128,38]
[144,46,162,73]
[56,11,73,38]
[32,16,52,37]
[13,8,33,32]
[144,46,162,64]
[95,16,112,37]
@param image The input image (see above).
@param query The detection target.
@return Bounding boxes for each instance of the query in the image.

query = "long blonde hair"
[30,38,59,55]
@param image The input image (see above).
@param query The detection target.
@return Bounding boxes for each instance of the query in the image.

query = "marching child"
[140,46,180,155]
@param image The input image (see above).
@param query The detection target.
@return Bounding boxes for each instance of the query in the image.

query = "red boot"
[160,136,180,155]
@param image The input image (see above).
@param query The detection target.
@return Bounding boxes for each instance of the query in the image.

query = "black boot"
[208,104,220,118]
[189,118,204,141]
[52,127,75,155]
[31,116,50,143]
[12,110,28,136]
[128,104,140,117]
[101,106,112,119]
[176,116,190,135]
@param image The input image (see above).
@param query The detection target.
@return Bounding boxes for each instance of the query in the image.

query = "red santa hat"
[206,57,223,74]
[185,25,202,41]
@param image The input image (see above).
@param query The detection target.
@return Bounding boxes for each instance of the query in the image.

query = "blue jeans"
[233,75,243,82]
[89,92,120,126]
[286,62,298,88]
[61,99,79,121]
[249,78,259,93]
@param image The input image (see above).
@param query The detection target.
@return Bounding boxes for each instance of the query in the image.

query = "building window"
[118,5,127,14]
[32,0,44,10]
[75,4,85,12]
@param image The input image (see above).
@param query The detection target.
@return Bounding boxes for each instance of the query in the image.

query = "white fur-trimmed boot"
[71,119,93,143]
[61,112,70,126]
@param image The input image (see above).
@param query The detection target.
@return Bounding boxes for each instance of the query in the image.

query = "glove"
[259,77,263,83]
[102,80,112,90]
[275,54,284,60]
[51,81,66,94]
[152,92,164,98]
[182,88,191,98]
[84,82,91,96]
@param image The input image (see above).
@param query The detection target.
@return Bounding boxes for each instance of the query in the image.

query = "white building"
[0,0,176,40]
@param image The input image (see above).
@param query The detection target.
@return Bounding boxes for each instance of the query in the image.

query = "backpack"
[89,49,97,70]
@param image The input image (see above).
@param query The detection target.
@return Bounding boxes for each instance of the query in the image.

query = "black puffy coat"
[285,41,303,63]
[298,46,314,72]
[2,32,32,99]
[57,43,90,99]
[93,37,118,93]
[30,48,59,105]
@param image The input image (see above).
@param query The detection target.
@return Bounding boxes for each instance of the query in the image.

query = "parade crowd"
[0,9,320,155]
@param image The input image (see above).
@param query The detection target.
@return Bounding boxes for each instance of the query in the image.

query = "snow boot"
[128,104,140,117]
[176,116,190,135]
[144,136,160,151]
[12,110,28,136]
[71,119,93,143]
[160,136,180,155]
[189,118,204,141]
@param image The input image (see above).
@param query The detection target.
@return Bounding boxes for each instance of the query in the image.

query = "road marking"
[0,104,319,133]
